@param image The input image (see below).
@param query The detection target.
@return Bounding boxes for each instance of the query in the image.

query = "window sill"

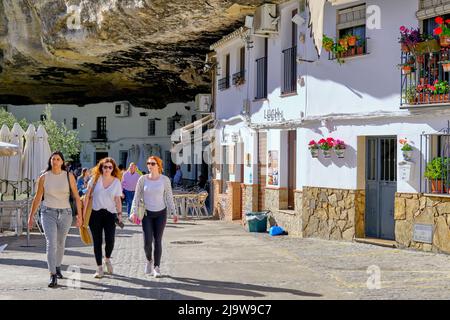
[280,92,298,98]
[253,98,268,102]
[278,209,297,216]
[330,52,369,62]
[400,102,450,110]
[423,193,450,198]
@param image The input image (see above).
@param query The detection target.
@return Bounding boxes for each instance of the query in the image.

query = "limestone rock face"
[0,0,282,107]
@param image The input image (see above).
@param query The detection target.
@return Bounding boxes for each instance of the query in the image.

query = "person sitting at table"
[173,165,182,187]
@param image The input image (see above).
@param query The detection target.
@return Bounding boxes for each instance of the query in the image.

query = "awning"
[307,0,360,56]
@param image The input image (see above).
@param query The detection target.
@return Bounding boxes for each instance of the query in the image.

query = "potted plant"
[333,139,346,158]
[424,157,447,193]
[403,87,417,104]
[318,138,335,158]
[308,140,319,158]
[413,33,441,55]
[433,17,450,47]
[399,26,421,52]
[332,43,346,65]
[347,34,359,47]
[416,83,430,104]
[429,79,449,102]
[356,40,365,55]
[399,138,413,161]
[323,35,334,52]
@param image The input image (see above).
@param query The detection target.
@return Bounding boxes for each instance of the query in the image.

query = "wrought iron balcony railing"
[218,77,230,91]
[232,70,245,86]
[282,46,297,95]
[91,130,108,142]
[255,56,267,100]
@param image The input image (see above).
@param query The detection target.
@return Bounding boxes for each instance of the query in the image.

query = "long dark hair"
[46,151,67,172]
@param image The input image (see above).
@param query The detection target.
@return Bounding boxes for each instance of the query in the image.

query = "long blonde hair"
[92,157,122,182]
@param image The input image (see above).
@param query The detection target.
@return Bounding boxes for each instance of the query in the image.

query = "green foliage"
[424,157,448,180]
[36,105,81,161]
[0,109,28,131]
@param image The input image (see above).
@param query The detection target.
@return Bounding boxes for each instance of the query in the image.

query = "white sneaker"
[153,266,161,278]
[104,259,113,274]
[94,267,104,279]
[144,260,154,275]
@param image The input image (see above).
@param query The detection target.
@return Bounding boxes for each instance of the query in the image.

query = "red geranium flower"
[436,16,444,25]
[318,139,326,144]
[434,27,443,35]
[446,19,450,24]
[308,140,317,146]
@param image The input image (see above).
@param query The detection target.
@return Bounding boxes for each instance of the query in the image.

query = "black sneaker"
[56,267,63,279]
[48,274,57,288]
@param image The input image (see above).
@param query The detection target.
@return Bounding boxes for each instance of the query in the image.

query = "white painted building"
[7,101,204,182]
[212,0,450,253]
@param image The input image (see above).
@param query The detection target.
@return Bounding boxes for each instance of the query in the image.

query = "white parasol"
[22,124,36,193]
[33,125,52,177]
[0,125,11,193]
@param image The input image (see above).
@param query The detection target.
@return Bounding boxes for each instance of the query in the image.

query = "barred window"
[167,118,175,136]
[148,119,155,136]
[421,133,450,194]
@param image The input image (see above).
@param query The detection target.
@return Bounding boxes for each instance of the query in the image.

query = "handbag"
[78,178,98,245]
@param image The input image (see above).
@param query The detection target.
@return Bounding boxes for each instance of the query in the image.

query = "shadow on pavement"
[77,274,322,299]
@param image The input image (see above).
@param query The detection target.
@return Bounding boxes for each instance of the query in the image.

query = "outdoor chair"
[187,192,209,217]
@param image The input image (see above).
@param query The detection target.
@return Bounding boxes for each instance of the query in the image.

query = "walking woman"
[83,157,123,278]
[130,156,177,277]
[28,151,82,288]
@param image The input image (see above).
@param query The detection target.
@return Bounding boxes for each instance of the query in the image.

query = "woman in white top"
[28,151,82,288]
[83,157,123,278]
[130,156,177,277]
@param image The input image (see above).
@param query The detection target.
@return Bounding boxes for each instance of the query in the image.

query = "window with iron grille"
[420,128,450,194]
[282,9,298,95]
[255,38,268,100]
[72,117,77,130]
[218,54,231,90]
[232,47,246,86]
[167,118,175,135]
[148,119,155,136]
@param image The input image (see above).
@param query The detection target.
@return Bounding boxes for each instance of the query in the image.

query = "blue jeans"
[123,190,135,217]
[40,206,73,274]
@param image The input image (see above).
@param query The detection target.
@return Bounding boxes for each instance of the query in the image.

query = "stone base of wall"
[395,193,450,254]
[264,190,303,237]
[302,187,365,241]
[241,184,259,226]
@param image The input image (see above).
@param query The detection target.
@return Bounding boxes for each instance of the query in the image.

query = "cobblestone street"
[1,218,450,300]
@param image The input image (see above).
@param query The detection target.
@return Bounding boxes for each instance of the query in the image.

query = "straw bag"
[78,178,98,245]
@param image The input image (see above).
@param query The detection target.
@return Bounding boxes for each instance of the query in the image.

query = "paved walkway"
[1,218,450,300]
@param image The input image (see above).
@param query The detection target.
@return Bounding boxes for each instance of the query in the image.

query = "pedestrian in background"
[121,162,141,218]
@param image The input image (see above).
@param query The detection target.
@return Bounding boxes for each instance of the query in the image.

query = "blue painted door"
[365,137,396,240]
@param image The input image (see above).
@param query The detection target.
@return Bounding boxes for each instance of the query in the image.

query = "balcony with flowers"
[400,18,450,107]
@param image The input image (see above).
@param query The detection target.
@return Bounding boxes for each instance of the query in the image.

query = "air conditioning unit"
[114,102,130,117]
[195,94,211,113]
[253,4,278,35]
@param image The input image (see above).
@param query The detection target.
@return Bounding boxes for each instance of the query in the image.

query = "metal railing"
[401,44,450,106]
[218,77,230,91]
[282,46,297,94]
[91,130,108,142]
[255,56,267,100]
[232,70,245,86]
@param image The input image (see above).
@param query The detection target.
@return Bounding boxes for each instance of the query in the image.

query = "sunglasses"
[147,162,157,166]
[103,165,113,170]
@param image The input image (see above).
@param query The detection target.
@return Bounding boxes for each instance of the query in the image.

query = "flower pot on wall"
[442,63,450,72]
[401,43,410,52]
[322,150,331,158]
[431,179,445,193]
[402,150,412,161]
[335,149,345,158]
[348,36,357,46]
[310,149,319,158]
[402,65,413,74]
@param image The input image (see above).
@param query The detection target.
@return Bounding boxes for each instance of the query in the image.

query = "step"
[354,237,397,248]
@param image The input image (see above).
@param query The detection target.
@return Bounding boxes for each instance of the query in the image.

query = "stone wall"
[302,187,365,241]
[241,184,259,226]
[263,188,303,237]
[212,179,242,222]
[395,193,450,253]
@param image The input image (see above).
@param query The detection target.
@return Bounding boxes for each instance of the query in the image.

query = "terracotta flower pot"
[416,55,425,64]
[440,35,450,47]
[402,65,412,74]
[431,179,445,193]
[401,43,410,52]
[443,63,450,72]
[357,46,364,55]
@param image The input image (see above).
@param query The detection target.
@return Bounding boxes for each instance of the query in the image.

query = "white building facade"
[7,101,203,182]
[212,0,450,254]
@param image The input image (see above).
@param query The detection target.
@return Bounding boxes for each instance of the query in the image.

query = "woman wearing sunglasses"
[83,157,123,278]
[130,156,177,277]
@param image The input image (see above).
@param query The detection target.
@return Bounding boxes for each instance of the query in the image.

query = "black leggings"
[89,209,116,266]
[142,208,167,267]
